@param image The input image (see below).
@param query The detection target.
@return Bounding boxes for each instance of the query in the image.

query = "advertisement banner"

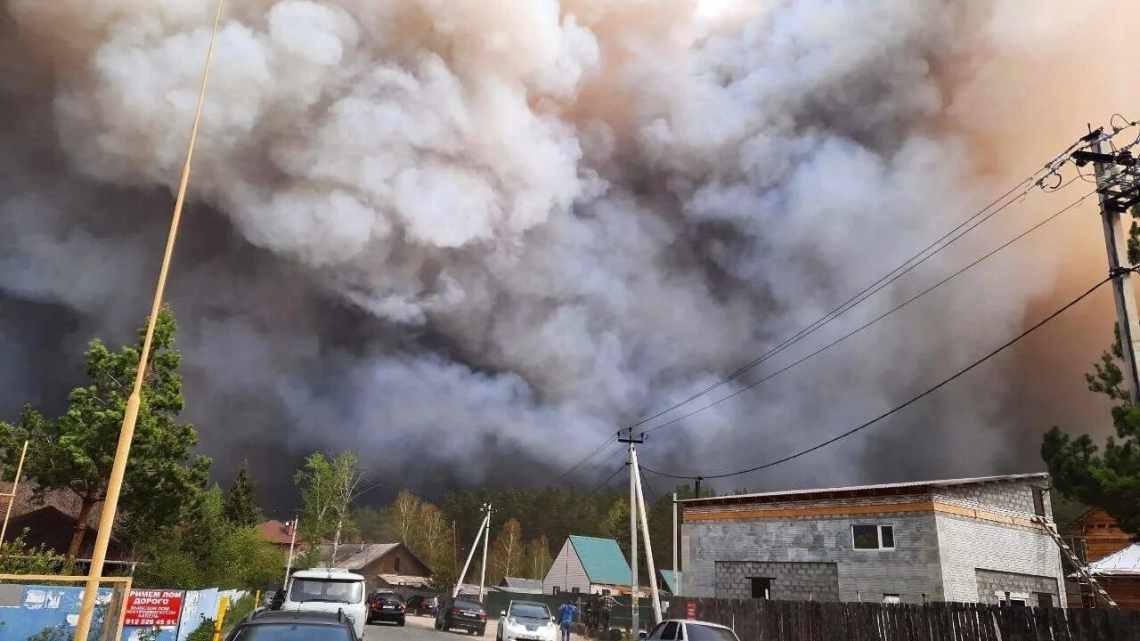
[124,590,184,627]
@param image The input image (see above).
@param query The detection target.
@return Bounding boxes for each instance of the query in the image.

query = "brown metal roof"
[678,473,1049,507]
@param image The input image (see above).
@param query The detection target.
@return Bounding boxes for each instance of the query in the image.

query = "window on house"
[852,525,895,550]
[395,557,401,573]
[1036,593,1053,609]
[552,586,561,595]
[601,589,611,596]
[882,594,901,605]
[750,577,771,600]
[571,587,580,594]
[1032,489,1046,518]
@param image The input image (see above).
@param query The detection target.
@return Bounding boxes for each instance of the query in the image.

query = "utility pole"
[284,516,299,589]
[671,492,679,597]
[72,3,225,640]
[1075,127,1140,402]
[618,429,644,636]
[480,503,492,602]
[455,509,490,599]
[630,448,663,624]
[0,441,29,547]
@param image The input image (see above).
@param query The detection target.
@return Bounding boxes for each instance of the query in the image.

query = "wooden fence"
[666,598,1140,641]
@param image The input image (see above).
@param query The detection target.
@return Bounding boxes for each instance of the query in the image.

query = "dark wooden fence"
[665,598,1140,641]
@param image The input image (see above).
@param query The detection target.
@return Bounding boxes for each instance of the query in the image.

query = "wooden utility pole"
[0,441,29,547]
[72,3,225,639]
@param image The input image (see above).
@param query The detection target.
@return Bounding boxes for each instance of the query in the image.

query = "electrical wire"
[642,184,1103,435]
[638,275,1115,481]
[551,437,621,484]
[627,147,1093,436]
[590,460,629,494]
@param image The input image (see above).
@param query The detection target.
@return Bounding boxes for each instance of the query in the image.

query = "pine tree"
[223,461,262,527]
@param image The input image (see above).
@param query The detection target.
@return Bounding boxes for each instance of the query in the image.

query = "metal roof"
[499,577,544,594]
[321,543,400,570]
[1089,543,1140,576]
[568,535,632,586]
[678,473,1049,505]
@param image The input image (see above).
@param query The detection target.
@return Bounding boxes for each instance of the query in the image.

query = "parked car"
[646,620,740,641]
[407,594,438,616]
[368,591,407,626]
[497,600,558,641]
[435,596,488,635]
[279,568,368,639]
[225,609,359,641]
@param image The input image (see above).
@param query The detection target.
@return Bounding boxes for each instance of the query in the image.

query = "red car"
[367,591,406,626]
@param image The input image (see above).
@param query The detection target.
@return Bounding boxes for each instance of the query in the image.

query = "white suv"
[281,568,368,639]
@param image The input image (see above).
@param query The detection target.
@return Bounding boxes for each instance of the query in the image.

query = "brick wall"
[934,513,1065,604]
[684,512,944,603]
[715,561,839,601]
[974,569,1060,606]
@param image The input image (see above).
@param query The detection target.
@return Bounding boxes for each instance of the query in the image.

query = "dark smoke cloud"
[1,0,1135,512]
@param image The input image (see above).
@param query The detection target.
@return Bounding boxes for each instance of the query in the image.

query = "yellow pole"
[0,441,29,547]
[212,597,231,641]
[254,590,261,609]
[71,2,226,639]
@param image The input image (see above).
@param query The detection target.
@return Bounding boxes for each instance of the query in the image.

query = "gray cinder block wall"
[681,475,1065,606]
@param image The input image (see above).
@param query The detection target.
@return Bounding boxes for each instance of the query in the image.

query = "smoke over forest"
[2,1,1138,512]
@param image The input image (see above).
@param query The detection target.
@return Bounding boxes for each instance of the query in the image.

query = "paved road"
[365,613,498,641]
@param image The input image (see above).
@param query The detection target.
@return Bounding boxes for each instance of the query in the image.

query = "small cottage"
[543,535,636,596]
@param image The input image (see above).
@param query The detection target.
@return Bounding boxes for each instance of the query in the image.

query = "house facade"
[681,474,1065,607]
[543,535,637,595]
[321,543,433,591]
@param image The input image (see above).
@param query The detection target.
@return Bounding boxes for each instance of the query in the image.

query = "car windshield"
[288,579,363,604]
[454,600,482,610]
[510,604,550,619]
[233,624,353,641]
[685,624,739,641]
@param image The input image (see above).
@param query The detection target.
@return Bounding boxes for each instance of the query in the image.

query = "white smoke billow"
[3,0,1139,493]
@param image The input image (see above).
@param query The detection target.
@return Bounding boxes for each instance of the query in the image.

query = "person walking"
[558,601,579,641]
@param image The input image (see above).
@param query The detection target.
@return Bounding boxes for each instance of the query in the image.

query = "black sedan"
[435,596,487,635]
[368,591,407,626]
[225,609,359,641]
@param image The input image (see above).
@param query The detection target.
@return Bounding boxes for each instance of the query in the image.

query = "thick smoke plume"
[3,0,1139,509]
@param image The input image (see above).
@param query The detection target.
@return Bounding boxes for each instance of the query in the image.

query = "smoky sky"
[1,0,1136,516]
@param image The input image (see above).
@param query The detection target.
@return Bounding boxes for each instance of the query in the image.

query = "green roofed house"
[543,535,636,596]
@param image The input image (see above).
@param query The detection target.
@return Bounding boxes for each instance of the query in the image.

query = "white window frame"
[882,594,901,605]
[851,524,895,550]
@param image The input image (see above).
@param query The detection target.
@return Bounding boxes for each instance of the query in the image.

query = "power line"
[638,274,1115,481]
[640,185,1101,435]
[628,129,1128,435]
[590,460,628,494]
[551,437,620,484]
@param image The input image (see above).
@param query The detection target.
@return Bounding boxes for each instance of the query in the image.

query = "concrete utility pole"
[455,509,489,599]
[631,448,663,624]
[480,503,492,602]
[619,430,644,636]
[671,492,679,597]
[1077,129,1140,403]
[72,3,225,640]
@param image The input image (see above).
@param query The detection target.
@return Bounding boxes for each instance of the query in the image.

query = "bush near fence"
[666,597,1140,641]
